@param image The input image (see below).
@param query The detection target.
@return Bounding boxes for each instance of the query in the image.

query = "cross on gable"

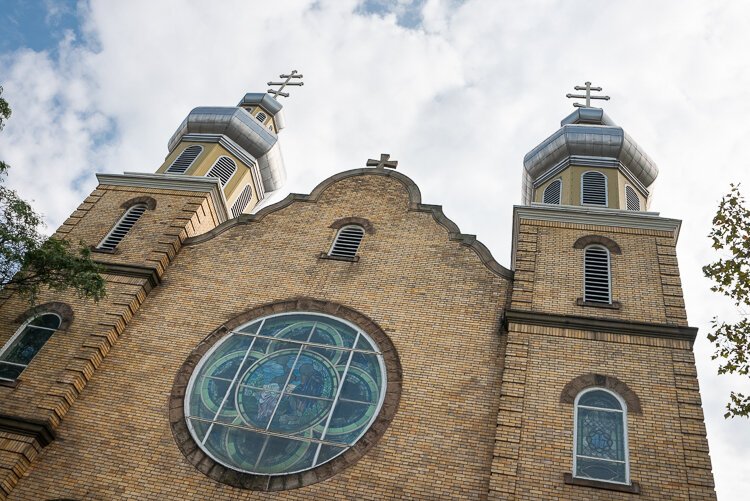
[366,153,398,170]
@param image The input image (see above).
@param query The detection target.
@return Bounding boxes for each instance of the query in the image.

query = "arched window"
[97,203,148,251]
[584,245,611,304]
[206,156,237,187]
[166,145,203,174]
[328,225,365,259]
[543,179,562,204]
[231,185,253,217]
[0,313,61,381]
[581,171,607,206]
[625,186,640,211]
[574,388,629,484]
[256,111,267,123]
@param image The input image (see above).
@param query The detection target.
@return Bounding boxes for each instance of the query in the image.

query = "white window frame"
[97,203,148,251]
[166,145,203,174]
[573,387,630,485]
[328,224,365,259]
[0,313,62,382]
[624,185,640,211]
[543,178,563,204]
[581,171,608,207]
[206,156,237,187]
[583,244,612,304]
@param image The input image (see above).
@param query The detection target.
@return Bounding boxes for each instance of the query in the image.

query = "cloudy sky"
[1,0,749,497]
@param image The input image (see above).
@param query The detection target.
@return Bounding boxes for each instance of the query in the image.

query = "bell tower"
[490,83,716,499]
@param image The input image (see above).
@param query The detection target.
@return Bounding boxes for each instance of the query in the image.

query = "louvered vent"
[166,145,202,174]
[256,112,267,122]
[581,171,607,206]
[543,179,562,204]
[231,185,253,217]
[625,186,640,211]
[97,203,147,251]
[206,157,237,187]
[329,225,365,259]
[584,245,611,303]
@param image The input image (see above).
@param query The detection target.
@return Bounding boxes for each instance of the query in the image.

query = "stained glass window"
[574,388,628,484]
[185,313,386,475]
[0,313,61,381]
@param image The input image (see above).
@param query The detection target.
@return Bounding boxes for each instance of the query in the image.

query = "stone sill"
[0,379,19,389]
[576,298,622,310]
[564,473,641,494]
[318,252,359,263]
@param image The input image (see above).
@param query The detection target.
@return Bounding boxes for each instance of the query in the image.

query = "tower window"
[0,313,61,381]
[231,185,253,217]
[581,171,607,206]
[329,225,365,259]
[543,179,562,204]
[206,156,237,187]
[584,245,611,304]
[625,186,640,211]
[167,145,203,174]
[97,203,148,251]
[256,111,267,123]
[574,388,629,484]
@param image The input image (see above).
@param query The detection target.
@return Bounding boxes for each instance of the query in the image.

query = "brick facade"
[0,168,714,499]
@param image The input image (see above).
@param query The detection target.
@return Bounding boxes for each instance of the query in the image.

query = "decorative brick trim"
[183,169,513,279]
[13,302,74,331]
[560,373,642,413]
[169,298,402,491]
[329,217,375,234]
[573,235,622,254]
[120,196,157,210]
[564,473,641,494]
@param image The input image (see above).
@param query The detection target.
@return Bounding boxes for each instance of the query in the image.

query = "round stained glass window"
[184,312,386,476]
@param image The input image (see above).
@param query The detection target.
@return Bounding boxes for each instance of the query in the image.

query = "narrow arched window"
[166,145,203,174]
[543,179,562,204]
[574,388,628,484]
[581,171,607,206]
[231,185,253,217]
[206,156,237,187]
[329,225,365,259]
[97,203,148,251]
[625,186,640,211]
[584,245,611,304]
[256,111,267,123]
[0,313,61,381]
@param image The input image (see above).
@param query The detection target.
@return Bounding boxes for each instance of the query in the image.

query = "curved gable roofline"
[185,168,513,280]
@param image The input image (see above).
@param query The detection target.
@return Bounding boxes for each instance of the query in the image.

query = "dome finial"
[566,81,610,108]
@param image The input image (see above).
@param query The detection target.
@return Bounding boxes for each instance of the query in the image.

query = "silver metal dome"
[521,108,658,204]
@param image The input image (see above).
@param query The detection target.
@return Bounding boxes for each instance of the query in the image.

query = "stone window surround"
[560,374,642,494]
[0,302,74,388]
[169,298,402,491]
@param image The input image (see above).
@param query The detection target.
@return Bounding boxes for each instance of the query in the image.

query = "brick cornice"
[93,261,161,290]
[504,309,698,343]
[0,414,55,447]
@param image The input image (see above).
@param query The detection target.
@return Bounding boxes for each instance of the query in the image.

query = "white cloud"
[1,0,749,497]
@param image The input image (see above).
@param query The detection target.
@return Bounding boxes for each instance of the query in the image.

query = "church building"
[0,78,716,499]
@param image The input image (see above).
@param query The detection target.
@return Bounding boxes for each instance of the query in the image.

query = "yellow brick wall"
[4,172,512,500]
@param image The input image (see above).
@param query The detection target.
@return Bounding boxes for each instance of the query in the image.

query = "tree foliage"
[703,183,750,418]
[0,85,105,304]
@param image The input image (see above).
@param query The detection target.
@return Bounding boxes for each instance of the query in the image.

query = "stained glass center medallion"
[184,313,386,476]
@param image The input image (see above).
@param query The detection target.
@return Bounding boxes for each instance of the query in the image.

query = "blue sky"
[1,1,749,498]
[1,0,83,53]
